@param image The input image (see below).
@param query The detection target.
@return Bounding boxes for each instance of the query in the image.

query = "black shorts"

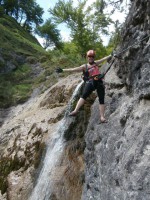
[81,80,105,104]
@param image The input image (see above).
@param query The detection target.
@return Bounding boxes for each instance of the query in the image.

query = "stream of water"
[29,81,83,200]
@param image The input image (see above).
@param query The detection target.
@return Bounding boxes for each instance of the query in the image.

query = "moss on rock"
[0,156,25,194]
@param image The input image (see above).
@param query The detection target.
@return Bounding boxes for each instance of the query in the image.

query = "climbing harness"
[82,64,89,82]
[82,63,103,82]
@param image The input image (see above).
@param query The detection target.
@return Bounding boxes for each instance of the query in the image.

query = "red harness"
[82,63,101,82]
[87,64,100,80]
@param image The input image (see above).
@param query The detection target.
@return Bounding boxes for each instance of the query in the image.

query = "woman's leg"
[69,98,85,116]
[99,104,106,122]
[97,81,107,122]
[69,82,94,116]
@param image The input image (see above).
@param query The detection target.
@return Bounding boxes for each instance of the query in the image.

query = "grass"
[0,64,32,107]
[0,15,86,108]
[0,15,47,107]
[0,15,45,62]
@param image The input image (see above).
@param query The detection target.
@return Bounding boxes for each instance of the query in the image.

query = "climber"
[56,50,112,123]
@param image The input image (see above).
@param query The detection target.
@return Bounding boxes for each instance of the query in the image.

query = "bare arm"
[95,55,112,65]
[63,65,85,73]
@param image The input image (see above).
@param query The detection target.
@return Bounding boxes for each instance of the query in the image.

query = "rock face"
[0,0,150,199]
[82,0,150,199]
[0,74,87,200]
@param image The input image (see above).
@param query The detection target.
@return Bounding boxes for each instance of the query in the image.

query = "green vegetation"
[0,15,46,108]
[0,0,44,31]
[0,15,44,54]
[49,0,111,55]
[36,19,63,49]
[0,63,32,107]
[0,0,125,108]
[0,15,85,108]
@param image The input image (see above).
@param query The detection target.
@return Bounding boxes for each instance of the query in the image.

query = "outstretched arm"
[63,65,85,73]
[95,55,112,65]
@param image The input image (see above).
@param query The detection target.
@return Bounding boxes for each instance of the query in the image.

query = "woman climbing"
[56,50,112,123]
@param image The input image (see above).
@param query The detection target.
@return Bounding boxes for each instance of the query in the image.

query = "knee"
[98,97,104,104]
[81,94,88,100]
[99,100,104,104]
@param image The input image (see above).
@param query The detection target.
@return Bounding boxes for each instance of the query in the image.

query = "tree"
[49,0,112,56]
[20,0,44,30]
[0,0,44,31]
[36,19,62,49]
[86,0,113,35]
[0,5,4,16]
[2,0,17,15]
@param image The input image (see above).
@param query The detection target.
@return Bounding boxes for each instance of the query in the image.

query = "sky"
[36,0,71,44]
[36,0,129,46]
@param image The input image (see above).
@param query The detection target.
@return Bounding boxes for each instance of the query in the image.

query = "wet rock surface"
[0,74,83,199]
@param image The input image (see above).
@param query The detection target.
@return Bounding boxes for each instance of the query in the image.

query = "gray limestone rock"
[82,0,150,199]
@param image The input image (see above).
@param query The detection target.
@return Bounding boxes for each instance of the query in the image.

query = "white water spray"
[29,81,83,200]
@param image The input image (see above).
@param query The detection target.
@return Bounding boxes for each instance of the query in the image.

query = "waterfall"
[29,81,83,200]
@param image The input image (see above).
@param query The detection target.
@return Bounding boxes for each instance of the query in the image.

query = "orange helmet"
[86,50,96,57]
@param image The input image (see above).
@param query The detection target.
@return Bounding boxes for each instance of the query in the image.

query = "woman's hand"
[55,67,63,73]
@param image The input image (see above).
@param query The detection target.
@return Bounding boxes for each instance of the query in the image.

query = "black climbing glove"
[55,67,63,73]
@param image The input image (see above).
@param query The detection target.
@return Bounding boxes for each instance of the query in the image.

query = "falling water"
[29,81,83,200]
